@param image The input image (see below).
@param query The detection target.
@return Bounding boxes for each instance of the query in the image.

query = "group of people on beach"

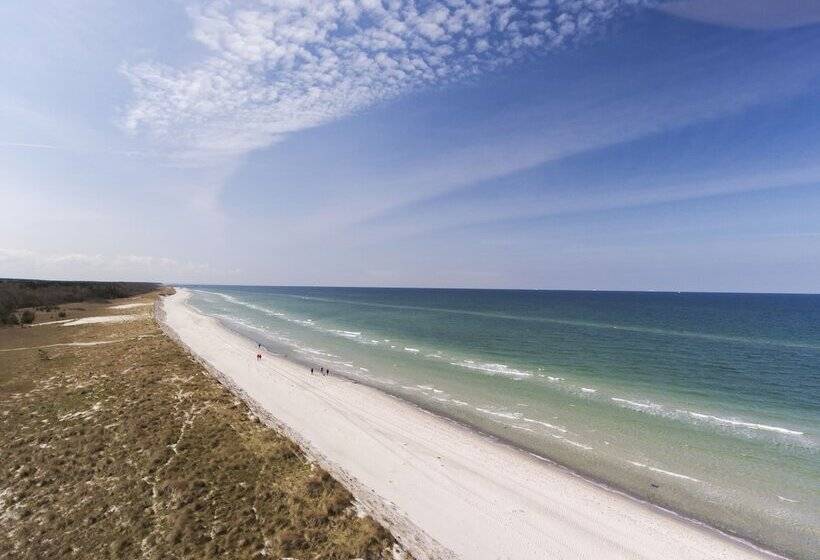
[256,342,330,376]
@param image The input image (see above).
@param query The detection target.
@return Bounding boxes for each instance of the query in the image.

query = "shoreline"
[201,305,794,560]
[161,288,788,560]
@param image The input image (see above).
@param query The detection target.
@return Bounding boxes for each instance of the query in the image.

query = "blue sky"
[1,0,819,292]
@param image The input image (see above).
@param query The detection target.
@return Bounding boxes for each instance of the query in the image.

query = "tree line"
[0,279,159,325]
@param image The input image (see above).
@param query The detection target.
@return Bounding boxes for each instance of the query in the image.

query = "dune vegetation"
[0,290,398,559]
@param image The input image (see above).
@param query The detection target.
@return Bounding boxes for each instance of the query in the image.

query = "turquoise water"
[185,286,819,559]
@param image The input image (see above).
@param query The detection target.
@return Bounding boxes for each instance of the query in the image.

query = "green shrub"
[21,309,35,324]
[6,313,19,325]
[58,311,66,318]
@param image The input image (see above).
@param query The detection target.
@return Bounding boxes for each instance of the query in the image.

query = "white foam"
[475,407,522,420]
[404,347,420,353]
[521,417,567,433]
[212,292,315,328]
[511,425,535,432]
[331,330,362,339]
[552,435,593,450]
[680,411,804,436]
[629,461,700,482]
[297,346,337,358]
[415,385,444,394]
[580,387,596,393]
[777,496,799,503]
[451,360,531,378]
[612,397,662,410]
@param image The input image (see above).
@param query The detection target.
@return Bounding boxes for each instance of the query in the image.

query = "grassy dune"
[0,290,399,559]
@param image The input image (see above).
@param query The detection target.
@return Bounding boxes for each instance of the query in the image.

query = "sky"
[1,0,819,292]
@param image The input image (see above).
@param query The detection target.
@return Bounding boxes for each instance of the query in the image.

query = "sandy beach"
[161,288,779,560]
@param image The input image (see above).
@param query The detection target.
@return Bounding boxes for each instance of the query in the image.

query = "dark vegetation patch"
[0,279,158,325]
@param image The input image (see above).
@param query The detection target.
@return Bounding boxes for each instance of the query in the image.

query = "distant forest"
[0,279,159,325]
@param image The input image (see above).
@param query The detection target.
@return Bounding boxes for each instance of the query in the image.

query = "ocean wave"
[207,291,321,329]
[628,461,699,482]
[199,290,812,449]
[260,291,820,350]
[417,384,444,394]
[475,407,523,420]
[451,360,532,378]
[611,397,663,411]
[521,417,567,433]
[551,435,593,450]
[331,330,362,339]
[511,425,535,432]
[296,346,338,358]
[678,411,804,436]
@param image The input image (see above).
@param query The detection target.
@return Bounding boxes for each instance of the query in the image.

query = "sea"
[184,286,819,559]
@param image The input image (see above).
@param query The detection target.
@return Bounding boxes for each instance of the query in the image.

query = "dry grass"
[0,291,399,559]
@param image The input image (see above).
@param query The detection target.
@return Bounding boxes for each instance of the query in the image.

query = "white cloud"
[0,142,60,150]
[657,0,820,30]
[0,249,220,283]
[122,0,640,163]
[360,161,820,240]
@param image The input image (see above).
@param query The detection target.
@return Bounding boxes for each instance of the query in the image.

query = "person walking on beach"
[256,343,262,361]
[310,367,314,375]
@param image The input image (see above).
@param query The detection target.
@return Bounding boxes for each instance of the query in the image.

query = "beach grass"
[0,290,398,559]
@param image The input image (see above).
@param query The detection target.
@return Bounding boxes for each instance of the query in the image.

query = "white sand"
[161,289,776,560]
[0,340,125,352]
[62,314,148,326]
[109,303,152,309]
[29,319,73,326]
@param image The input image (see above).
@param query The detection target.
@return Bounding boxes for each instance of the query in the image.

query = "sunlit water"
[185,286,819,559]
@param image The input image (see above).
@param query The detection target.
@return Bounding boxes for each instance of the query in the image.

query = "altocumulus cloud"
[122,0,642,162]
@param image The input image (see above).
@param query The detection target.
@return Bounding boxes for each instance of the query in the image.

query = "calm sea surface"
[185,286,819,559]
